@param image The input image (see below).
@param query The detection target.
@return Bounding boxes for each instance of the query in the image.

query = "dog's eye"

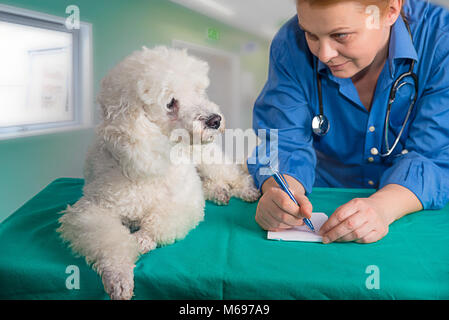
[167,98,178,110]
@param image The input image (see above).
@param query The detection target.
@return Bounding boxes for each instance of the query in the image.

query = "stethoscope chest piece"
[310,18,417,156]
[312,114,330,136]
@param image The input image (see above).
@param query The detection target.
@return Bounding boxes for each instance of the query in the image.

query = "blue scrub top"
[247,0,449,210]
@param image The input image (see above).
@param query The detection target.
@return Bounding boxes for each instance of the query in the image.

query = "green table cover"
[1,178,448,299]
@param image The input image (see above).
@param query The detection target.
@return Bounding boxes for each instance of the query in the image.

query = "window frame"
[0,4,93,140]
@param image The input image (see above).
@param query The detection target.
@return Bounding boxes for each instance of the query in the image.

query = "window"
[0,5,93,139]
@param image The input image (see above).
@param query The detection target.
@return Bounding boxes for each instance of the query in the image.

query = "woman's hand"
[319,197,390,244]
[256,175,313,231]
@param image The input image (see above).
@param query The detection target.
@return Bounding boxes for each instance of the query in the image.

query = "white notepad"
[267,212,329,242]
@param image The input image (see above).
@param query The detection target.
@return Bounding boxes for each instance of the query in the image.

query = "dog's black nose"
[205,114,222,129]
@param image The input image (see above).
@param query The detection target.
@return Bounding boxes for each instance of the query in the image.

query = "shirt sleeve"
[378,37,449,210]
[247,37,317,195]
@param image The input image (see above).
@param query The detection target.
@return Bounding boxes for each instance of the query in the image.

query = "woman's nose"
[205,114,222,129]
[317,40,338,64]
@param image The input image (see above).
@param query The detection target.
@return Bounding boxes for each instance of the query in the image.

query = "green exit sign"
[207,27,220,41]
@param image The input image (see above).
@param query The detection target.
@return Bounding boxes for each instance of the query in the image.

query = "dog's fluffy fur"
[56,46,260,300]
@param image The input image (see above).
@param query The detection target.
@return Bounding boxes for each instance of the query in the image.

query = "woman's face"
[296,0,399,79]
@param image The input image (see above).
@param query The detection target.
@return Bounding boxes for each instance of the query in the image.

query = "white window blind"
[0,5,92,139]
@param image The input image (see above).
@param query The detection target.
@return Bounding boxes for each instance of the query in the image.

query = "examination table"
[1,178,448,299]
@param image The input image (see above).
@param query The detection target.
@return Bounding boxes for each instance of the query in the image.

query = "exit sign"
[207,27,220,41]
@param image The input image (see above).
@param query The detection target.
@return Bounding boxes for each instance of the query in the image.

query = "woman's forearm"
[368,184,423,225]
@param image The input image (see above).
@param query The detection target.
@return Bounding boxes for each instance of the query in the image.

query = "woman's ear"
[384,0,403,26]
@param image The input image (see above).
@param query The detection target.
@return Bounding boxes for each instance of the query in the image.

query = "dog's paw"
[229,174,261,202]
[202,178,231,205]
[134,232,157,254]
[238,185,261,202]
[101,266,134,300]
[208,186,231,205]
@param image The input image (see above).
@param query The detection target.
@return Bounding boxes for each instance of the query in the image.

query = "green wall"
[0,0,270,222]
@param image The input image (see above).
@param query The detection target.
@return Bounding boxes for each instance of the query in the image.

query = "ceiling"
[169,0,297,41]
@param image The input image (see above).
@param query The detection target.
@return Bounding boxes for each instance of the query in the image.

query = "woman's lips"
[329,61,349,71]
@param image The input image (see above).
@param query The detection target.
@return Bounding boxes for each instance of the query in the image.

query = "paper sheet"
[267,212,329,242]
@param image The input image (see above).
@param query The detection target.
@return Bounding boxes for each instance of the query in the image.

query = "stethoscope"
[312,18,419,157]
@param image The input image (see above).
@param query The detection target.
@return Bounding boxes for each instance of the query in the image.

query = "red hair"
[296,0,406,19]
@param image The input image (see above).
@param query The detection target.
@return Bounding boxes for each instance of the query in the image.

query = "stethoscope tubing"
[312,17,418,158]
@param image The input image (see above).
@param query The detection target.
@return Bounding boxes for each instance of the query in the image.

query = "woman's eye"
[333,33,349,41]
[306,32,318,41]
[167,98,178,109]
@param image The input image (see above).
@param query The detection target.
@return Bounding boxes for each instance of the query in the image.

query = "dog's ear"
[97,81,132,122]
[99,102,128,122]
[136,79,154,105]
[97,70,141,122]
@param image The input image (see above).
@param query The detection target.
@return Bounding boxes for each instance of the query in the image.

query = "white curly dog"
[57,46,260,300]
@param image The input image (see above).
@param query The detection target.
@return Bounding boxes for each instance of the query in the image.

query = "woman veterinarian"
[248,0,449,243]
